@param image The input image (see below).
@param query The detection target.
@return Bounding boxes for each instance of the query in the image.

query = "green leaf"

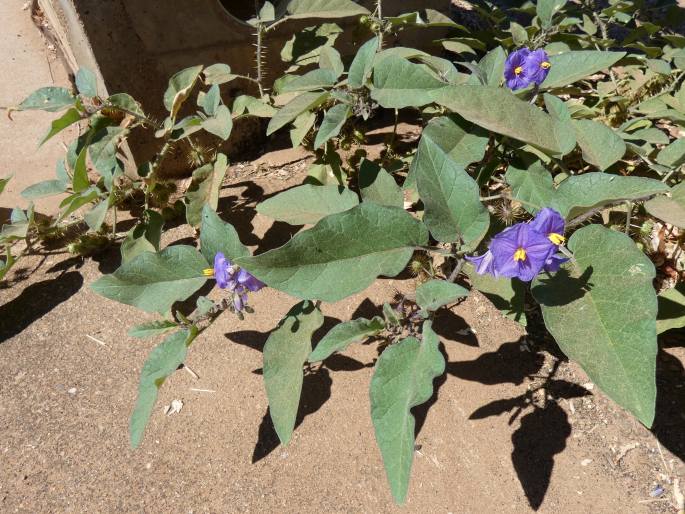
[537,0,566,29]
[542,51,625,89]
[203,63,237,85]
[129,327,198,448]
[232,95,277,118]
[284,0,370,19]
[280,69,339,93]
[163,65,203,118]
[201,105,233,140]
[256,184,359,225]
[75,68,98,97]
[57,188,99,221]
[552,173,668,219]
[263,301,324,445]
[267,91,329,135]
[0,175,12,195]
[505,161,556,214]
[532,225,657,426]
[413,134,490,246]
[18,87,75,112]
[408,116,488,182]
[478,46,506,87]
[89,127,127,182]
[657,283,685,335]
[39,108,81,147]
[128,320,178,339]
[544,93,571,122]
[259,1,276,22]
[509,22,529,45]
[91,245,209,314]
[314,103,350,149]
[370,321,445,504]
[289,111,316,147]
[348,37,379,88]
[309,316,385,362]
[465,263,527,325]
[572,120,626,170]
[359,159,403,208]
[84,198,110,231]
[645,182,685,229]
[106,93,145,118]
[198,84,221,116]
[185,154,228,227]
[236,203,428,302]
[200,205,250,264]
[280,23,343,70]
[318,46,344,78]
[72,146,89,193]
[415,279,468,312]
[431,86,576,156]
[21,179,67,200]
[656,138,685,168]
[371,56,447,109]
[120,210,165,264]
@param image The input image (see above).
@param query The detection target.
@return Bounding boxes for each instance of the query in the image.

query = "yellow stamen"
[202,268,214,277]
[514,66,523,76]
[548,233,565,245]
[513,248,527,262]
[541,61,551,69]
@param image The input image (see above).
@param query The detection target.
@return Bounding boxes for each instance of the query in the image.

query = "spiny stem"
[625,201,632,235]
[255,25,266,98]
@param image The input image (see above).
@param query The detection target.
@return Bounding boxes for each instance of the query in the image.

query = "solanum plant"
[5,0,685,504]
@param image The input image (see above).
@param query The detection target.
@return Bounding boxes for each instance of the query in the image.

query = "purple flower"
[466,250,498,277]
[203,252,264,312]
[490,223,556,281]
[204,252,232,289]
[529,208,566,246]
[504,48,532,90]
[543,253,569,273]
[236,267,264,292]
[523,49,551,86]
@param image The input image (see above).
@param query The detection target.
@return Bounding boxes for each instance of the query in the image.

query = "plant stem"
[255,25,266,97]
[376,0,383,48]
[625,201,632,235]
[448,258,465,282]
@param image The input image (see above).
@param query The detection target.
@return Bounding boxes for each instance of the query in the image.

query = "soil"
[1,3,684,512]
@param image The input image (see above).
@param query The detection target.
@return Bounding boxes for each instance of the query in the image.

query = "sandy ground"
[1,3,684,514]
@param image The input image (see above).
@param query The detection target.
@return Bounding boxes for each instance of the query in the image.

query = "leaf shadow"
[530,266,594,307]
[449,340,590,511]
[0,271,84,342]
[652,346,685,462]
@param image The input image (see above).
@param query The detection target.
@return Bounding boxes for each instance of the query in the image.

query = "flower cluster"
[504,48,552,90]
[203,252,264,312]
[467,208,568,282]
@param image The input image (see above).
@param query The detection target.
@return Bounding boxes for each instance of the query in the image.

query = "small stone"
[67,387,77,395]
[580,459,592,466]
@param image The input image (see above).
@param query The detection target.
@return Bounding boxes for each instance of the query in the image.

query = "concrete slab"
[0,0,75,216]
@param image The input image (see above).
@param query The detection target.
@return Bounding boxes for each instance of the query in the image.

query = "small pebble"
[650,485,664,498]
[67,387,77,395]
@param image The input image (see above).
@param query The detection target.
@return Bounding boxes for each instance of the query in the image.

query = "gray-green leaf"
[18,87,75,112]
[371,56,447,109]
[359,160,403,207]
[256,184,358,225]
[370,321,445,504]
[645,182,685,229]
[237,203,428,302]
[128,320,179,339]
[163,65,203,118]
[413,134,489,246]
[505,161,556,214]
[263,301,324,445]
[267,91,329,135]
[129,327,197,448]
[91,245,209,314]
[285,0,370,19]
[431,86,576,156]
[75,68,98,97]
[309,316,385,362]
[185,154,228,227]
[314,103,350,149]
[200,205,250,264]
[532,225,657,426]
[348,37,379,88]
[572,119,626,170]
[415,279,469,312]
[39,108,81,147]
[542,51,625,89]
